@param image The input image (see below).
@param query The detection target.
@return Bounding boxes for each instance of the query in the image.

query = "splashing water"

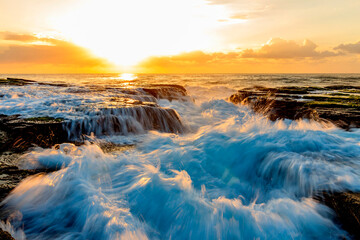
[1,74,360,239]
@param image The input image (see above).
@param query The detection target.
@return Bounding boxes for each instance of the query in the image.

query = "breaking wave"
[2,94,360,239]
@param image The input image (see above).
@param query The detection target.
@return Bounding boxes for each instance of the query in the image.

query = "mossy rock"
[24,117,64,122]
[305,101,360,108]
[341,89,360,94]
[230,85,360,129]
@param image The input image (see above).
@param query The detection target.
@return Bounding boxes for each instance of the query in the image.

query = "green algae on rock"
[229,85,360,130]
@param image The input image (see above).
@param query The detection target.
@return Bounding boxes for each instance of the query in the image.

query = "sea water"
[1,74,360,239]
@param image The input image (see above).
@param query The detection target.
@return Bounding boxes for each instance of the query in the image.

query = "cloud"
[138,50,241,72]
[0,31,39,42]
[140,37,338,69]
[206,0,269,19]
[137,38,356,73]
[241,38,339,59]
[0,32,112,73]
[334,41,360,54]
[230,13,248,20]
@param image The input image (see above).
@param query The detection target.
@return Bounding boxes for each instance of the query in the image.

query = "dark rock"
[230,91,319,121]
[37,82,70,87]
[229,86,360,130]
[0,85,188,151]
[0,78,36,86]
[317,192,360,239]
[98,142,135,153]
[142,84,190,101]
[24,117,64,122]
[64,106,185,140]
[0,165,43,202]
[0,229,14,240]
[6,78,35,85]
[0,115,68,153]
[0,78,69,88]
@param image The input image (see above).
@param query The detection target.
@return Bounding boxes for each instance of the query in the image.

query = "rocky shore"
[1,78,360,239]
[229,85,360,130]
[230,85,360,239]
[0,78,190,238]
[0,77,188,197]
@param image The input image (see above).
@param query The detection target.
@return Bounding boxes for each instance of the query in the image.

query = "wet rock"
[0,229,14,240]
[98,142,135,153]
[142,84,190,101]
[0,85,188,150]
[0,131,7,145]
[0,149,50,203]
[229,86,360,130]
[24,117,64,122]
[317,192,360,239]
[0,152,21,169]
[0,115,68,153]
[65,106,185,140]
[230,91,319,121]
[0,165,42,202]
[0,78,36,86]
[0,77,69,88]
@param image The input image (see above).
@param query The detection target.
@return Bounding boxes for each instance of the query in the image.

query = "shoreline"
[1,77,360,239]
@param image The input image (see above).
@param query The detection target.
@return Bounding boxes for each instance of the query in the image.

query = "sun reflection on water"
[119,73,137,81]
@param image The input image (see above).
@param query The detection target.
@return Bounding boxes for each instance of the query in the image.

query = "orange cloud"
[0,32,113,73]
[137,38,359,73]
[137,51,241,73]
[0,31,39,42]
[1,33,359,74]
[241,38,339,58]
[230,14,248,20]
[334,41,360,54]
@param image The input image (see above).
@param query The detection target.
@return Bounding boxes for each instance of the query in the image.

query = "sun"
[49,0,231,67]
[119,73,137,81]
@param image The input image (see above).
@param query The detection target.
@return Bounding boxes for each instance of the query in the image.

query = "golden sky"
[0,0,360,73]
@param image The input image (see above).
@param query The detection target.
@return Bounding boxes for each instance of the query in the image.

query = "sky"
[0,0,360,73]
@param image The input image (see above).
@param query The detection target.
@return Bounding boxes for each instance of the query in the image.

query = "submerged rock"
[229,86,360,129]
[317,192,360,239]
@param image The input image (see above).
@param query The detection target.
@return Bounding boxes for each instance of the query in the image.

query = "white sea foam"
[2,87,360,239]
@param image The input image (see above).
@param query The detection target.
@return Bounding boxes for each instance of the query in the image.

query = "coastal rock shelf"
[0,115,67,153]
[64,106,185,140]
[230,85,360,130]
[230,85,360,238]
[0,79,189,228]
[141,84,190,101]
[316,192,360,239]
[0,78,188,144]
[1,75,360,239]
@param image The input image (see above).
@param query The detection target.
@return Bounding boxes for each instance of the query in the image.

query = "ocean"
[1,74,360,239]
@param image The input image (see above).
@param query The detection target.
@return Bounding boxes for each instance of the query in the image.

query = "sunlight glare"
[119,73,137,81]
[50,0,230,67]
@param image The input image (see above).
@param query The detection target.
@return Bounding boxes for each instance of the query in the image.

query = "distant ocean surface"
[2,73,360,88]
[1,73,360,239]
